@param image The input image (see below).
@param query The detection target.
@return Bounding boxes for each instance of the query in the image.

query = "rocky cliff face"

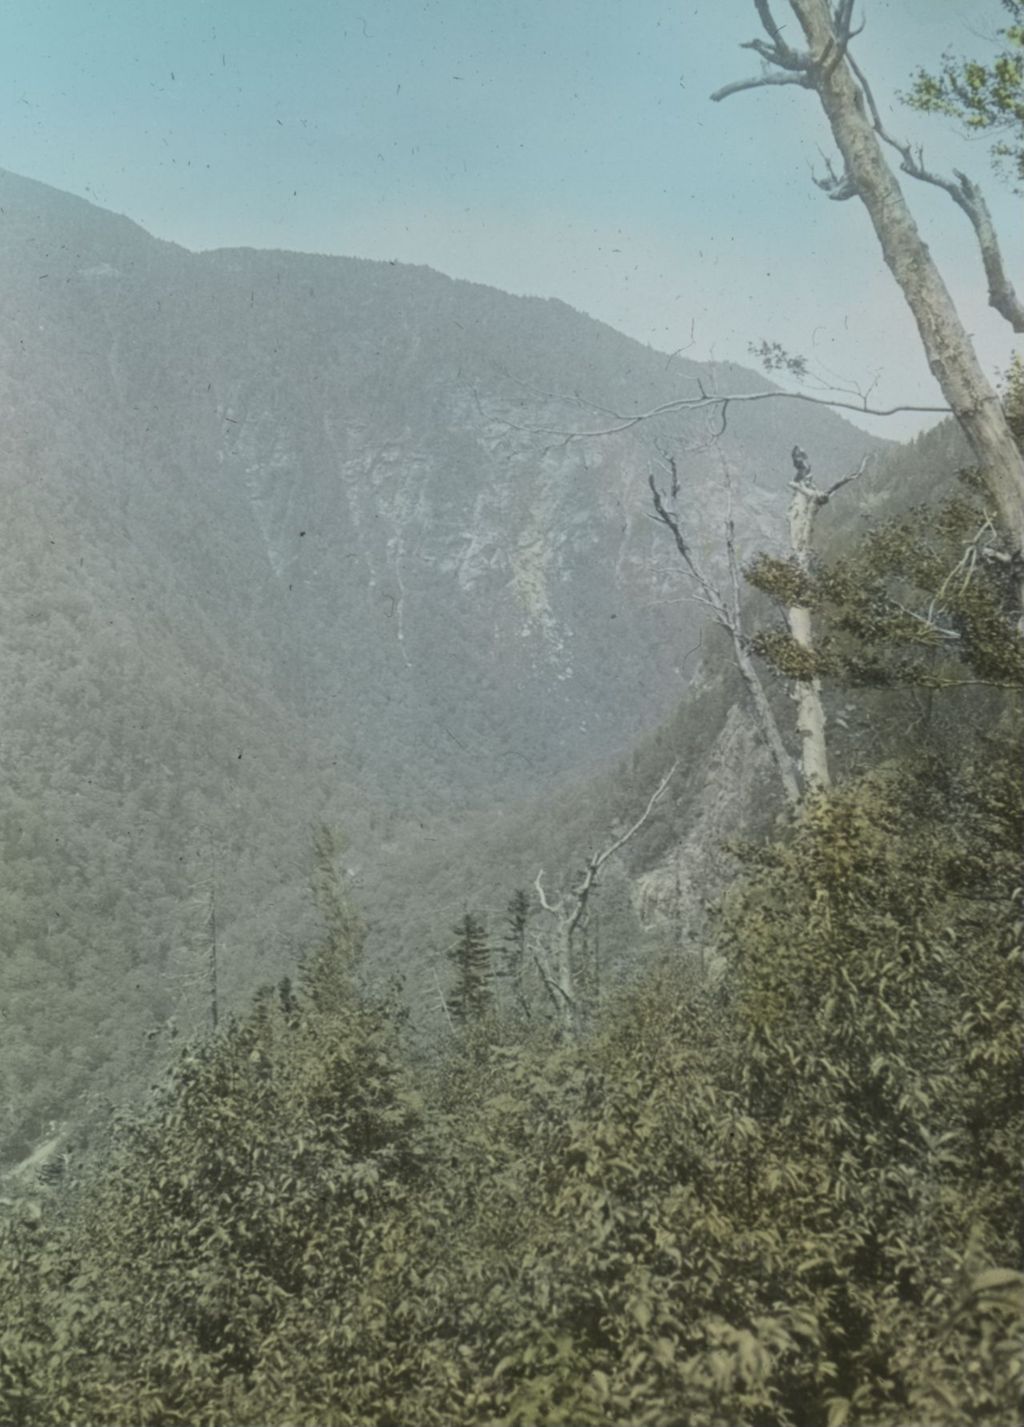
[632,702,776,955]
[0,166,888,1143]
[0,167,883,814]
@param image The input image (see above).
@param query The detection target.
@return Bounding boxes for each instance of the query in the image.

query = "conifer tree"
[501,889,531,1016]
[448,911,492,1024]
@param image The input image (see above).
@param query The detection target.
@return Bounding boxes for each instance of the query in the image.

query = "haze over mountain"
[0,167,885,1149]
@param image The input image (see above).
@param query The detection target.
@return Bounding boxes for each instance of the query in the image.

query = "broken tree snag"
[786,447,868,791]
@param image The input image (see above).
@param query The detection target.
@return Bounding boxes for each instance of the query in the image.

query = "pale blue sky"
[1,1,1018,436]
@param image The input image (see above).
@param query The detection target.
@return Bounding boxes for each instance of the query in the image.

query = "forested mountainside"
[0,166,877,811]
[0,164,1021,1426]
[0,168,884,1153]
[2,439,1020,1423]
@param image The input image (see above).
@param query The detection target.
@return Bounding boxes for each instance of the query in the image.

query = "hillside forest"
[1,4,1023,1426]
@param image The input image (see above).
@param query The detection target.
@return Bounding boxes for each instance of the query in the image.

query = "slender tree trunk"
[533,922,579,1038]
[788,0,1024,564]
[648,471,802,804]
[551,926,578,1038]
[734,637,802,804]
[787,478,830,790]
[207,881,219,1032]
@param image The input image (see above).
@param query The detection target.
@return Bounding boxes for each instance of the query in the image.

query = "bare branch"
[724,515,745,629]
[753,0,806,66]
[824,452,871,499]
[920,678,1022,690]
[502,386,950,447]
[888,600,962,642]
[531,762,678,1032]
[532,952,576,1010]
[564,765,677,941]
[533,869,561,918]
[648,472,690,561]
[586,761,678,884]
[812,152,858,199]
[711,70,815,102]
[945,172,1024,333]
[431,967,456,1034]
[846,52,1024,333]
[833,0,857,42]
[713,0,817,99]
[649,455,801,805]
[647,471,733,627]
[817,3,864,77]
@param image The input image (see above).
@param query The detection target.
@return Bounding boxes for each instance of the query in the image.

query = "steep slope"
[0,167,882,808]
[0,167,885,1149]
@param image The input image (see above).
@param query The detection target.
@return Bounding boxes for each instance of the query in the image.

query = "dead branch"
[566,760,679,936]
[711,71,814,102]
[752,0,808,67]
[824,453,870,500]
[648,461,801,804]
[502,386,950,448]
[533,867,559,916]
[431,966,456,1034]
[846,53,1024,333]
[532,762,678,1032]
[714,4,1022,333]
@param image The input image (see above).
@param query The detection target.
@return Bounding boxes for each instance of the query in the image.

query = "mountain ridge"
[0,166,889,1147]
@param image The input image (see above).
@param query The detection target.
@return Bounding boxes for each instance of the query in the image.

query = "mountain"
[0,167,886,1153]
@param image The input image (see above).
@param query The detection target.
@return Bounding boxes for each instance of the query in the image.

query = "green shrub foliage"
[3,472,1022,1424]
[2,714,1020,1425]
[750,494,1024,691]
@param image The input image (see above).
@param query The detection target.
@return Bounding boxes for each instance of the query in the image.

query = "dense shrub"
[2,724,1020,1426]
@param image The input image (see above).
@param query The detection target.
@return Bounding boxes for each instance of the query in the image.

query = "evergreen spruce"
[448,911,493,1024]
[501,889,531,1016]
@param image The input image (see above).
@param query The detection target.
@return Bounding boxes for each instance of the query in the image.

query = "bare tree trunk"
[787,455,830,790]
[786,611,830,788]
[786,0,1024,563]
[649,467,801,805]
[532,889,584,1038]
[786,447,868,790]
[206,878,219,1032]
[733,632,802,803]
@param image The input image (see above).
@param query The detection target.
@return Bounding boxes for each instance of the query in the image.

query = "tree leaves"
[2,728,1020,1425]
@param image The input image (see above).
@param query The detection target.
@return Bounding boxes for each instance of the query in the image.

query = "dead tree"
[782,446,868,790]
[533,761,677,1036]
[712,0,1024,606]
[648,458,801,805]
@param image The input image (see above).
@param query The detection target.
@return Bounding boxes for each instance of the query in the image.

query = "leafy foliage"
[749,494,1024,689]
[903,2,1024,191]
[748,339,809,381]
[2,715,1019,1425]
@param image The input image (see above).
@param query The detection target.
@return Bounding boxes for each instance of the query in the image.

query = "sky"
[1,0,1019,439]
